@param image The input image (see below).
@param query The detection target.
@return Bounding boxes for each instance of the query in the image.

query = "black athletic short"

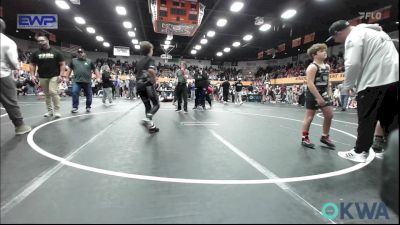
[305,90,331,110]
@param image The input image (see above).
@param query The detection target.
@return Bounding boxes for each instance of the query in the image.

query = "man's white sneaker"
[374,150,385,159]
[141,118,154,128]
[54,112,61,118]
[338,149,368,163]
[44,112,53,117]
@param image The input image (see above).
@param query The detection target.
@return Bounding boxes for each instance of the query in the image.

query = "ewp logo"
[17,14,58,29]
[322,202,390,220]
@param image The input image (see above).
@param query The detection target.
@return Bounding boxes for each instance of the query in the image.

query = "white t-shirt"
[334,88,340,98]
[0,33,19,78]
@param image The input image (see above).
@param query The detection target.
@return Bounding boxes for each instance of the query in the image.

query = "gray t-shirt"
[175,69,189,83]
[128,79,136,88]
[338,84,348,95]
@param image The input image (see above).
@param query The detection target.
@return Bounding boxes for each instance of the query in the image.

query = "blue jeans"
[72,82,92,109]
[340,95,349,110]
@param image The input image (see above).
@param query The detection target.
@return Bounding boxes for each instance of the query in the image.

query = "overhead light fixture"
[123,21,132,29]
[281,9,297,19]
[195,45,202,50]
[95,36,104,42]
[128,31,135,37]
[55,0,70,10]
[74,17,86,25]
[223,47,231,53]
[86,27,95,34]
[191,50,197,54]
[103,42,110,47]
[200,38,208,44]
[207,30,215,37]
[132,39,139,45]
[232,41,241,47]
[116,6,127,15]
[165,40,171,45]
[259,23,272,32]
[230,2,244,12]
[396,21,399,24]
[134,45,140,49]
[243,34,253,41]
[216,52,223,57]
[216,18,227,27]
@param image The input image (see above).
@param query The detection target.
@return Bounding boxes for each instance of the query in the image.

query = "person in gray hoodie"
[327,20,399,163]
[0,18,32,135]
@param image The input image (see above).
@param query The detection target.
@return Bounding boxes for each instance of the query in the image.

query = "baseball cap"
[326,20,350,42]
[0,18,6,33]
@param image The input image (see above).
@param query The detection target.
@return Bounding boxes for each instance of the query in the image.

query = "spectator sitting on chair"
[16,77,28,95]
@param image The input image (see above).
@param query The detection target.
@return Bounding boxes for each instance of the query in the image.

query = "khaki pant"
[39,77,60,112]
[102,87,113,103]
[235,91,243,104]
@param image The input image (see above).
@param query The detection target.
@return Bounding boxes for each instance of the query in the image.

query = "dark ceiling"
[2,0,398,61]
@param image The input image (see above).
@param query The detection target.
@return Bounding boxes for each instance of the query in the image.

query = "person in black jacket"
[221,78,230,104]
[193,66,208,110]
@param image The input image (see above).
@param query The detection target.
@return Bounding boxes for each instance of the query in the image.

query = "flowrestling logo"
[17,14,58,29]
[358,12,382,20]
[322,202,390,220]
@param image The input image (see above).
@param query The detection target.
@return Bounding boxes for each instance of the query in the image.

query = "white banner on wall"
[113,46,130,57]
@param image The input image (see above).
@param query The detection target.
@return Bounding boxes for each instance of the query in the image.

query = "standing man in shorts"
[301,43,335,149]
